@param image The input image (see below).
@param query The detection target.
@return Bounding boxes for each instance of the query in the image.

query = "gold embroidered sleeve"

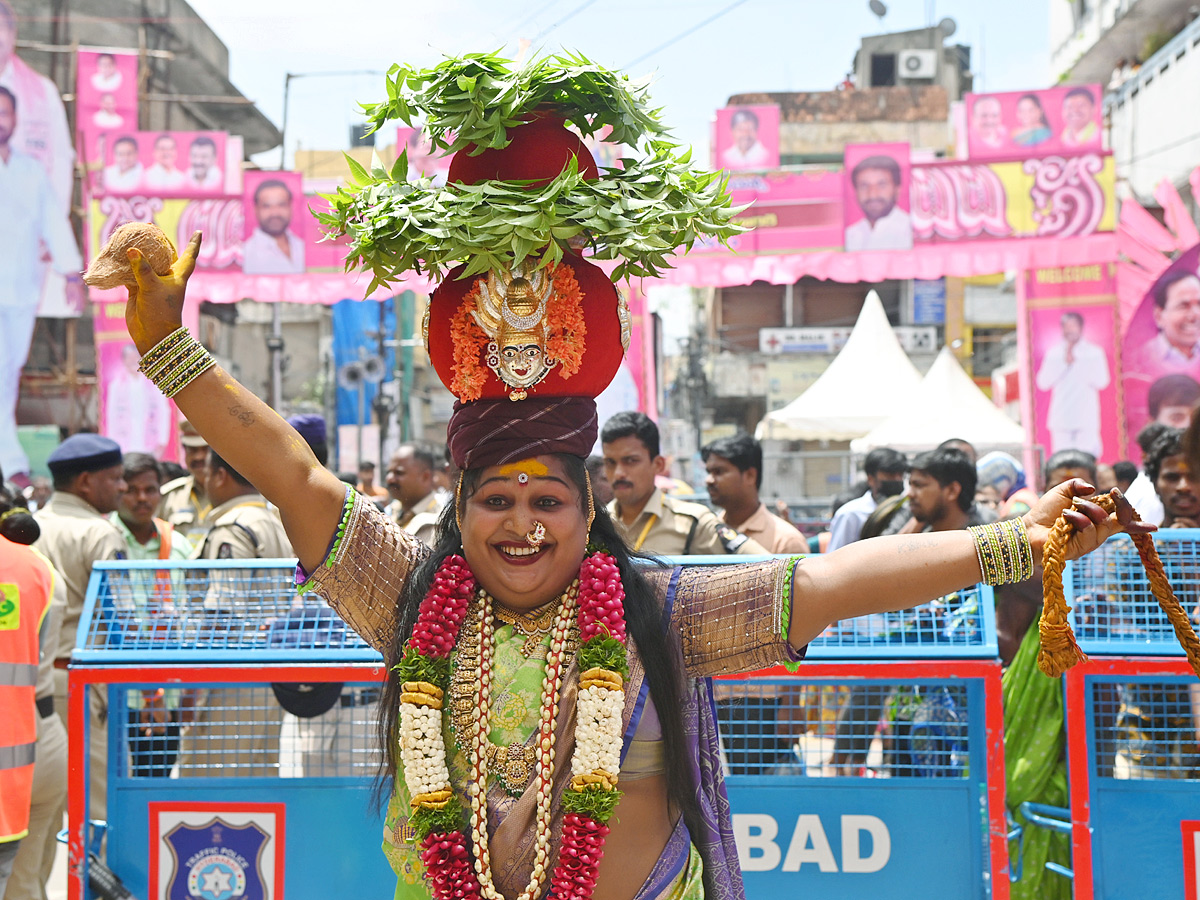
[670,556,804,677]
[298,490,430,662]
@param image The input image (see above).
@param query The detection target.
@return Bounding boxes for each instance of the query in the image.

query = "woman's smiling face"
[459,455,588,610]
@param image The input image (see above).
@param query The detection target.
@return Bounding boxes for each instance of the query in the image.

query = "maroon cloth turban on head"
[447,396,597,471]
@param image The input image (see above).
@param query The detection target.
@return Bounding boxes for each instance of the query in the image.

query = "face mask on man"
[877,478,905,497]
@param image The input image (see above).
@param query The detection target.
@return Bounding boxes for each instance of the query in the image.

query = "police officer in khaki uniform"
[156,420,211,544]
[33,435,128,826]
[176,447,291,777]
[384,445,443,547]
[600,412,766,556]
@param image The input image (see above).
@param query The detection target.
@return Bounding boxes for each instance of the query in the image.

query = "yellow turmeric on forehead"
[498,459,550,479]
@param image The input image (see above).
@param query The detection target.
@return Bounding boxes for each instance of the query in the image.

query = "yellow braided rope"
[1040,491,1200,679]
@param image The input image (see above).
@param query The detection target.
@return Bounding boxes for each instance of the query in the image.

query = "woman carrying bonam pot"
[115,53,1150,900]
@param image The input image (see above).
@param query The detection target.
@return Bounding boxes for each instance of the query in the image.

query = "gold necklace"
[449,589,580,795]
[492,599,561,658]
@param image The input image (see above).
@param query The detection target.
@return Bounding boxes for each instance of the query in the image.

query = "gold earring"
[584,469,596,533]
[455,471,465,534]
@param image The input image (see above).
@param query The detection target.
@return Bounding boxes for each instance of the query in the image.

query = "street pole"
[267,304,284,410]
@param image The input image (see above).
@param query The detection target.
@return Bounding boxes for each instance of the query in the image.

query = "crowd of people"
[1,403,1189,897]
[0,403,815,896]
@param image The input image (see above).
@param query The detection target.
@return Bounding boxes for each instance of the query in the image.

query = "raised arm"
[788,480,1154,648]
[125,233,345,571]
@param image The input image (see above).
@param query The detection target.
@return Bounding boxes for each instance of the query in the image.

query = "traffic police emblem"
[165,818,269,900]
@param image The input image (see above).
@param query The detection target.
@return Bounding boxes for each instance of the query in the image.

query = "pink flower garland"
[420,833,483,900]
[407,550,626,900]
[408,555,475,658]
[578,551,627,643]
[550,815,611,900]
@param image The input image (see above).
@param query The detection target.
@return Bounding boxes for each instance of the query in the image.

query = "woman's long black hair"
[375,453,703,842]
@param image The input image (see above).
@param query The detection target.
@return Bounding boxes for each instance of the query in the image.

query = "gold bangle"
[137,328,191,377]
[969,518,1033,585]
[138,328,215,397]
[162,354,216,398]
[156,348,209,395]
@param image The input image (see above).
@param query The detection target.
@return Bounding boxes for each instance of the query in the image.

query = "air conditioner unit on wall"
[898,49,938,79]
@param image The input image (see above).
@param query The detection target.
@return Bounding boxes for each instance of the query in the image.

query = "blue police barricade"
[68,555,1009,900]
[67,558,392,900]
[683,556,1009,900]
[1061,530,1200,900]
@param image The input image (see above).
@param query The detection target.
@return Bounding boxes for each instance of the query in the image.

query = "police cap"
[47,434,123,477]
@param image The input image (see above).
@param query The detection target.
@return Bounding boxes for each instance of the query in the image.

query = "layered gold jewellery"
[397,546,630,900]
[138,327,216,398]
[450,591,581,794]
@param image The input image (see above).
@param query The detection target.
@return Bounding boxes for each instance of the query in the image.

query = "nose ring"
[526,521,546,548]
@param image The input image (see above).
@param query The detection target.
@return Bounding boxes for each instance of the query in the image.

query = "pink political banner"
[843,142,913,252]
[242,171,306,275]
[911,152,1116,243]
[1027,294,1121,465]
[93,297,201,464]
[721,170,844,254]
[1120,243,1200,461]
[76,49,138,163]
[87,130,236,198]
[713,105,780,172]
[0,28,83,478]
[966,85,1103,162]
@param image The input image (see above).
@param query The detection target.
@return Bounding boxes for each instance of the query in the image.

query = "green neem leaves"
[323,51,746,287]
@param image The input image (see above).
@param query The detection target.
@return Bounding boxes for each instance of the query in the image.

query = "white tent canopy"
[851,346,1026,454]
[755,291,923,441]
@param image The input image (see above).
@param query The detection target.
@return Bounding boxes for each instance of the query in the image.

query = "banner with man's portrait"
[713,105,780,172]
[1024,264,1121,464]
[1121,244,1200,461]
[84,129,239,198]
[0,0,85,479]
[242,171,307,275]
[842,142,913,252]
[76,48,138,164]
[965,85,1103,162]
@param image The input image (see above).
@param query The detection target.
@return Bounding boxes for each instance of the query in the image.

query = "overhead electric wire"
[530,0,599,45]
[512,0,562,37]
[622,0,752,70]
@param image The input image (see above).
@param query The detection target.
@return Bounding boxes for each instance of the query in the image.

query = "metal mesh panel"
[807,585,992,656]
[81,560,376,659]
[715,679,971,778]
[1068,532,1200,653]
[1091,678,1200,781]
[118,681,384,779]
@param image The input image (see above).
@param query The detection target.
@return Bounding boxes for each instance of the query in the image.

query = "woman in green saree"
[112,52,1152,900]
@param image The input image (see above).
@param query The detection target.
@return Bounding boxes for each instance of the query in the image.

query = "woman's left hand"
[125,230,202,354]
[1023,480,1156,560]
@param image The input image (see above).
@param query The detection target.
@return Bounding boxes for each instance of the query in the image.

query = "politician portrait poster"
[713,104,779,172]
[242,170,306,275]
[1029,300,1120,463]
[842,142,912,252]
[91,130,229,198]
[965,85,1103,162]
[0,4,84,480]
[1121,244,1200,460]
[76,49,138,162]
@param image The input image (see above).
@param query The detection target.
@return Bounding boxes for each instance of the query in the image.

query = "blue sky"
[189,0,1051,166]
